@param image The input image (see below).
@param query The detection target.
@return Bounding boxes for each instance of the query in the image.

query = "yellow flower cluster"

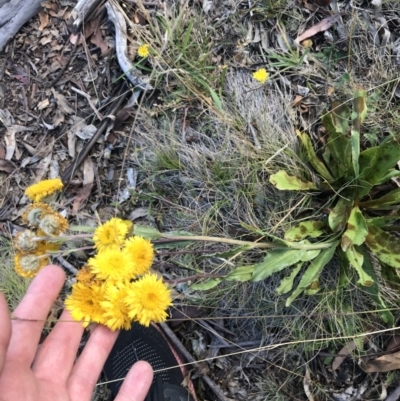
[137,44,150,58]
[65,217,172,330]
[14,179,68,278]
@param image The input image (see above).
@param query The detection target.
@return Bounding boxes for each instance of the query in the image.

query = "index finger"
[0,293,11,375]
[6,265,65,366]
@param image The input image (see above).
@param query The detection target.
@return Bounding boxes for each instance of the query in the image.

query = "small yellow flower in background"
[252,68,269,84]
[25,178,63,203]
[14,252,49,278]
[65,282,106,327]
[93,217,129,252]
[137,44,150,58]
[125,274,172,327]
[124,236,154,276]
[89,248,136,281]
[100,282,132,331]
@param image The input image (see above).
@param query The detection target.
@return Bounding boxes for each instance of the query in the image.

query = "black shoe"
[103,322,195,401]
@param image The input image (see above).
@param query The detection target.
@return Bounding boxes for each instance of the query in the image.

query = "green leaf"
[359,138,400,185]
[285,245,337,306]
[341,206,368,251]
[345,245,373,286]
[276,263,303,294]
[350,90,366,177]
[321,102,352,179]
[284,221,325,242]
[252,248,306,282]
[269,170,317,191]
[365,226,400,268]
[380,261,400,291]
[338,247,351,288]
[359,188,400,209]
[373,169,400,185]
[357,245,394,325]
[301,249,321,262]
[298,131,334,181]
[133,225,162,240]
[191,279,221,290]
[328,195,353,232]
[225,266,254,282]
[356,179,372,200]
[365,216,400,228]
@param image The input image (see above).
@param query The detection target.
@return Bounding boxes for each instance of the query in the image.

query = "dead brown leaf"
[332,340,357,370]
[72,158,94,213]
[38,11,50,31]
[51,88,75,114]
[90,27,110,56]
[361,351,400,373]
[0,159,17,174]
[295,15,340,43]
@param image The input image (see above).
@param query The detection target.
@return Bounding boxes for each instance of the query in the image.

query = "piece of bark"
[0,0,44,51]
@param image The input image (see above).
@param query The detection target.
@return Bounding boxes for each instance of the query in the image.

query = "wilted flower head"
[252,68,269,84]
[14,252,49,278]
[39,213,68,236]
[25,178,64,203]
[23,203,56,227]
[14,230,38,253]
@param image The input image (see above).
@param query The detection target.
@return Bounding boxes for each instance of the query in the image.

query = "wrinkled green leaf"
[345,245,373,286]
[285,245,337,306]
[357,245,394,325]
[269,170,317,191]
[191,279,221,290]
[298,132,334,181]
[329,195,353,232]
[350,90,366,177]
[225,266,254,282]
[365,226,400,268]
[365,216,400,227]
[359,137,400,185]
[134,225,162,240]
[359,188,400,209]
[284,221,325,242]
[276,263,303,294]
[252,248,306,282]
[322,102,352,179]
[341,206,368,251]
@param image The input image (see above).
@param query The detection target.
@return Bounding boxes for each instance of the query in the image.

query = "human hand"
[0,264,153,401]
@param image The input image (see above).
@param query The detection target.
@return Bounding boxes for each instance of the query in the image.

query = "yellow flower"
[22,203,56,226]
[252,68,269,84]
[124,236,154,276]
[125,274,172,327]
[14,252,49,278]
[88,249,137,281]
[65,282,106,328]
[39,213,68,236]
[137,44,150,58]
[100,281,132,331]
[25,178,63,203]
[76,265,97,284]
[93,218,129,252]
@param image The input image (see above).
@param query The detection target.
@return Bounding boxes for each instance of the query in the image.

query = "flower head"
[22,203,56,226]
[14,230,38,253]
[137,44,150,58]
[14,252,49,278]
[252,68,269,84]
[100,281,132,331]
[76,265,97,285]
[65,282,106,327]
[125,274,172,327]
[25,178,63,203]
[39,213,68,236]
[124,236,154,276]
[88,249,137,281]
[93,218,129,252]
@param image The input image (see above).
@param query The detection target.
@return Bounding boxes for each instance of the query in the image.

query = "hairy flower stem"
[160,234,337,250]
[32,233,93,242]
[168,273,225,285]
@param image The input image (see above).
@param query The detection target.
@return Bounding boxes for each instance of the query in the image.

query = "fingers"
[68,325,119,401]
[0,293,11,375]
[115,361,153,401]
[6,265,65,365]
[32,309,83,383]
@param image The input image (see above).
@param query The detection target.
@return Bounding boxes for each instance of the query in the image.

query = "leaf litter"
[1,0,400,399]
